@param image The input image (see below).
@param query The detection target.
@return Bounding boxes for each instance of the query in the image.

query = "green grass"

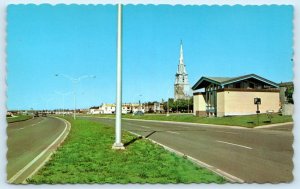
[7,114,33,123]
[27,116,226,184]
[91,113,293,128]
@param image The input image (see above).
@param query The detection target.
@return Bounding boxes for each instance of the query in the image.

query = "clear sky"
[7,5,293,110]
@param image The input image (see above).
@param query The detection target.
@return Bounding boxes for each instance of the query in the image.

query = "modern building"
[174,41,191,100]
[192,74,280,117]
[145,102,164,113]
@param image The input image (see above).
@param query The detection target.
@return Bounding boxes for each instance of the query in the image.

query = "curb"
[83,116,293,129]
[121,118,250,129]
[254,122,293,129]
[24,117,71,183]
[7,116,34,124]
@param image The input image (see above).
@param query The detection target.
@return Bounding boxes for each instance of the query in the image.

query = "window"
[235,82,241,88]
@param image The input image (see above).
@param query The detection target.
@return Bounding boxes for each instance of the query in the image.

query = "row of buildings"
[89,102,164,114]
[88,41,293,117]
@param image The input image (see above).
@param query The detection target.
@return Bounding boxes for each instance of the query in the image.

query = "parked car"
[42,113,47,117]
[133,111,144,116]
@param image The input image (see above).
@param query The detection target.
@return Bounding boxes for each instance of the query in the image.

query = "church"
[174,41,191,100]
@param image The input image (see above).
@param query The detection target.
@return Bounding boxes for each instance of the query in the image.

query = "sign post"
[254,97,261,125]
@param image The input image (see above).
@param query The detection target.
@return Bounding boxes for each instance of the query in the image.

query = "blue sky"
[7,5,293,110]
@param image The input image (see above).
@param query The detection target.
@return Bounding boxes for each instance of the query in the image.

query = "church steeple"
[179,40,184,64]
[177,41,187,74]
[174,40,191,100]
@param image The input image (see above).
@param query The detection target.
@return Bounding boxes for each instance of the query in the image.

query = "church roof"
[192,74,279,90]
[204,77,234,83]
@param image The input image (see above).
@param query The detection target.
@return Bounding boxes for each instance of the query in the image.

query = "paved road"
[80,116,293,183]
[7,116,68,183]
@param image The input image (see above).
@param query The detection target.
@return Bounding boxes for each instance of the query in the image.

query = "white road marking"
[216,140,252,150]
[167,131,180,135]
[32,119,44,126]
[215,131,238,135]
[25,117,71,184]
[14,119,45,132]
[8,117,71,183]
[16,128,24,131]
[125,129,244,183]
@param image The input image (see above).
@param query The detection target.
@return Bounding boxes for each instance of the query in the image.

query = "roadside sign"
[254,98,261,105]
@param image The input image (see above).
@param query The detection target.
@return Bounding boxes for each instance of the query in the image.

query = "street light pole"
[185,92,190,113]
[55,74,95,120]
[188,97,190,113]
[167,99,170,116]
[139,94,142,111]
[55,91,72,116]
[167,89,170,116]
[112,4,125,150]
[73,85,77,119]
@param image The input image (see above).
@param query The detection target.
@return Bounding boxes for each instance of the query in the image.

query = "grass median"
[7,114,33,123]
[27,116,226,184]
[90,113,292,128]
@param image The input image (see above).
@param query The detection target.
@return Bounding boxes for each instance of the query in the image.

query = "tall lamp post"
[112,4,125,150]
[55,74,95,120]
[166,89,170,116]
[185,92,190,113]
[139,94,143,111]
[55,91,72,116]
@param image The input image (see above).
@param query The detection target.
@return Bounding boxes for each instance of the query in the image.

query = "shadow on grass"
[124,131,157,147]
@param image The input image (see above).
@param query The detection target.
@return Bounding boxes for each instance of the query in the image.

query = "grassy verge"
[90,113,293,128]
[28,116,226,184]
[7,114,33,123]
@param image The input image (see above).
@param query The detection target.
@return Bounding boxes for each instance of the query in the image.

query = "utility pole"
[188,97,190,113]
[112,4,125,150]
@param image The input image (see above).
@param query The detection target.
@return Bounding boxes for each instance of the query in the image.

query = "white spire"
[177,40,186,74]
[174,40,191,100]
[179,40,184,64]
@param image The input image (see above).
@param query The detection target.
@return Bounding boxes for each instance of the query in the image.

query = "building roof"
[205,77,233,83]
[89,106,99,109]
[192,74,279,90]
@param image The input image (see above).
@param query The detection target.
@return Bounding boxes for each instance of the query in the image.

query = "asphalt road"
[81,116,293,183]
[7,116,67,183]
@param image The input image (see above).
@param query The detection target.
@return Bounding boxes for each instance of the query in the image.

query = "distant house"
[192,74,280,117]
[145,102,163,113]
[128,103,145,113]
[89,106,101,114]
[100,103,116,114]
[6,111,14,117]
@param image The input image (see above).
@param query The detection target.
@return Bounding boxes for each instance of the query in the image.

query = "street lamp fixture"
[55,74,96,120]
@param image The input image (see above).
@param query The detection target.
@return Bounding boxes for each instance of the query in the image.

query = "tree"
[285,86,294,104]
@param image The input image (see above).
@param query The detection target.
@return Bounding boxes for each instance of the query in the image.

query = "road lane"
[80,116,293,183]
[7,116,67,183]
